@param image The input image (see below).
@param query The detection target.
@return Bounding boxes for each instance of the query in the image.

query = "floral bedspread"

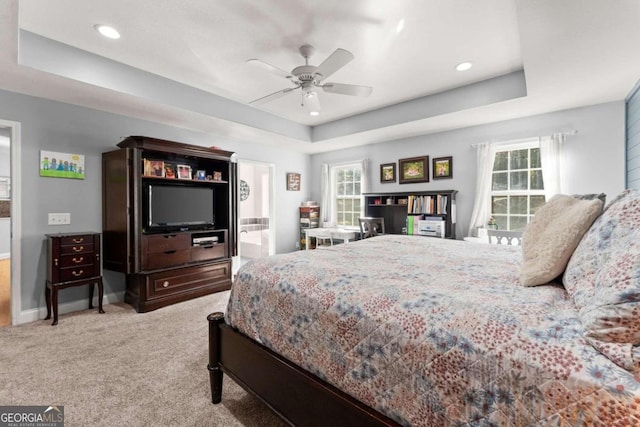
[226,235,640,426]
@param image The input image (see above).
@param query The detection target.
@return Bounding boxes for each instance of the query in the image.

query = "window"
[331,164,362,228]
[490,142,545,231]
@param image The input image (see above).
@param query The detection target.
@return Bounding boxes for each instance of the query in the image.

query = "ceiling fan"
[247,44,373,115]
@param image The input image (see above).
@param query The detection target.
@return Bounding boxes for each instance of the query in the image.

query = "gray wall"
[627,80,640,190]
[0,89,309,312]
[310,102,626,238]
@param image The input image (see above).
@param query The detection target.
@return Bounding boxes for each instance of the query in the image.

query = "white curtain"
[320,163,329,223]
[467,143,495,237]
[539,133,564,200]
[360,158,369,194]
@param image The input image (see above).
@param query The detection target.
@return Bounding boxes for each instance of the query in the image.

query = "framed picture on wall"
[40,150,85,180]
[432,156,453,179]
[380,163,396,183]
[286,172,301,191]
[399,156,429,184]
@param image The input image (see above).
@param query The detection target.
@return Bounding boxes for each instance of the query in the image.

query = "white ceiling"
[1,0,639,153]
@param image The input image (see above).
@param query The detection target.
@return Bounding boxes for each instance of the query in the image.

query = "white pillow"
[520,194,602,287]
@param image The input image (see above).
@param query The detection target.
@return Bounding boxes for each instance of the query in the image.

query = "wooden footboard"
[207,312,400,427]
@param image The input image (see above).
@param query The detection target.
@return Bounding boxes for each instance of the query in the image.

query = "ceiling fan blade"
[314,48,354,81]
[322,83,373,97]
[250,86,299,105]
[246,59,293,79]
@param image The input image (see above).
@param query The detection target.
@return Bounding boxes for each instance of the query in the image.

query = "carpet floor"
[0,291,288,427]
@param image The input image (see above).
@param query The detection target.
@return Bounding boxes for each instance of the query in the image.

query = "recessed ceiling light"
[309,111,320,116]
[396,18,405,34]
[455,61,473,71]
[94,24,120,40]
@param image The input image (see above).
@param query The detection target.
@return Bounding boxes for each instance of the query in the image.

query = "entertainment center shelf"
[102,136,237,313]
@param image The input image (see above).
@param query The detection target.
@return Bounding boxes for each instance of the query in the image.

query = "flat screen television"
[143,183,215,232]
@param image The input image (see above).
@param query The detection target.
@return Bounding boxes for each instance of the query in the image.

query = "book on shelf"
[406,195,448,215]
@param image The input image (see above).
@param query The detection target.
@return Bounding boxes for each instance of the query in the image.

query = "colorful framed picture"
[196,170,206,180]
[143,159,165,177]
[40,150,86,180]
[286,172,301,191]
[399,156,429,184]
[433,156,453,179]
[177,164,192,180]
[163,163,176,179]
[380,163,396,183]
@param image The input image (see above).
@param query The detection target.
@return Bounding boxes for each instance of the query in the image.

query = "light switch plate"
[48,213,71,225]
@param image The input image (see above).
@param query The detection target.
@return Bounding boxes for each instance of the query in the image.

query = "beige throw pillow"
[520,194,603,287]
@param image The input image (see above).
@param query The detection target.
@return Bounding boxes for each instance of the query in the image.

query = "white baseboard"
[17,291,126,325]
[0,252,9,260]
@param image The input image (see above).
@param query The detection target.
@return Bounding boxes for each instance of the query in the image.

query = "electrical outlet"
[48,213,71,225]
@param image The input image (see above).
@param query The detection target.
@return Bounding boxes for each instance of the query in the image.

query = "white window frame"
[490,140,545,231]
[329,162,363,229]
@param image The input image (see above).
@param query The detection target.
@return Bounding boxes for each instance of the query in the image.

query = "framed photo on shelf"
[380,163,396,183]
[164,163,176,179]
[399,156,429,184]
[177,164,192,180]
[196,170,207,180]
[286,172,301,191]
[433,156,453,179]
[144,159,165,177]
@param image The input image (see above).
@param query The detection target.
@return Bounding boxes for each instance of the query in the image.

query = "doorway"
[0,126,11,326]
[237,160,275,270]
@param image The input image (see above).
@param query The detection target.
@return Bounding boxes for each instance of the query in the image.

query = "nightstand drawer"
[60,234,94,246]
[59,265,97,282]
[60,254,95,268]
[60,242,94,255]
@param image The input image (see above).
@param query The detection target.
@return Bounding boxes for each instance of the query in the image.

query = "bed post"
[207,312,225,404]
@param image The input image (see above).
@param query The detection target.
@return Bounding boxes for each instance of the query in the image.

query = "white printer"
[417,219,445,238]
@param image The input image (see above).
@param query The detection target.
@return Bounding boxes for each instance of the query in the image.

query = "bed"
[208,190,640,426]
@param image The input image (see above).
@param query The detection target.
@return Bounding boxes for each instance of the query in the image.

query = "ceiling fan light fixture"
[94,24,120,40]
[455,61,473,71]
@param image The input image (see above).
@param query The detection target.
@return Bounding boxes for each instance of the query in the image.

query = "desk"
[304,228,357,250]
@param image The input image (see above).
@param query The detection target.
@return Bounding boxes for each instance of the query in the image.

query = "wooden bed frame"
[207,312,400,426]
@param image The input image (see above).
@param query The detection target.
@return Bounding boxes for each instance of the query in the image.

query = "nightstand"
[45,232,104,325]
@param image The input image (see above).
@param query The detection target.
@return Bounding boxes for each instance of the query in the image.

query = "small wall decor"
[399,156,429,184]
[380,163,396,183]
[239,179,251,201]
[286,172,301,191]
[177,164,192,180]
[433,156,453,179]
[40,150,85,179]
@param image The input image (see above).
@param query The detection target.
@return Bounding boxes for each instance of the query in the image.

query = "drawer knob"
[72,257,84,263]
[162,281,170,288]
[72,238,84,243]
[72,246,84,252]
[71,270,84,277]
